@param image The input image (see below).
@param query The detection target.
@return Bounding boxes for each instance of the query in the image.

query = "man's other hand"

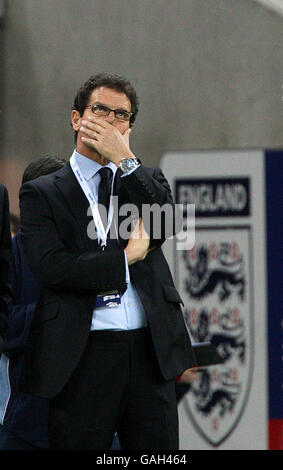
[178,367,200,383]
[125,218,150,266]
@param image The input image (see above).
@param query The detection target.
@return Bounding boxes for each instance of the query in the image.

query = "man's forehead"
[89,86,131,109]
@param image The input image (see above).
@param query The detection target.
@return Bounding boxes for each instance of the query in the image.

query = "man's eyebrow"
[92,101,107,106]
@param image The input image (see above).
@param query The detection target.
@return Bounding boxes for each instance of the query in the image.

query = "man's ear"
[71,110,82,132]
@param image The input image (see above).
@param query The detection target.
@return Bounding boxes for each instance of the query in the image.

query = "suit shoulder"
[142,166,163,176]
[22,162,71,191]
[0,184,8,196]
[0,185,9,209]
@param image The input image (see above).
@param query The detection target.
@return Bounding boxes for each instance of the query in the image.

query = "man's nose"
[105,110,116,123]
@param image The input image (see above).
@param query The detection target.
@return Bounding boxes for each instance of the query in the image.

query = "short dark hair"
[22,155,67,184]
[72,73,139,141]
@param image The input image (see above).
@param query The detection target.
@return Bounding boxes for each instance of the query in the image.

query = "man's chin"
[79,141,100,157]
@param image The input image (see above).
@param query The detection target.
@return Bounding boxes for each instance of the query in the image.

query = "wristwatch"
[119,158,140,174]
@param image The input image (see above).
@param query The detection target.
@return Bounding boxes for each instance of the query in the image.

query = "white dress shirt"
[73,150,147,331]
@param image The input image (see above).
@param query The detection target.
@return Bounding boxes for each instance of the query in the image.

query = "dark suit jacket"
[19,162,197,398]
[3,232,49,448]
[0,184,12,353]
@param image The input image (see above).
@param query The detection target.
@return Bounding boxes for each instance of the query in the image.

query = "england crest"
[176,227,254,447]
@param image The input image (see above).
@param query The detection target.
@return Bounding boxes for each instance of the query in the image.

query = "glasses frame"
[85,103,133,121]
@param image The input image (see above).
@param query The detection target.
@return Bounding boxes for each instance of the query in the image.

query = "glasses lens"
[92,104,109,116]
[114,110,131,121]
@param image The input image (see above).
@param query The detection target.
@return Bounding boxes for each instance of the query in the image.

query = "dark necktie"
[98,167,124,291]
[98,167,113,230]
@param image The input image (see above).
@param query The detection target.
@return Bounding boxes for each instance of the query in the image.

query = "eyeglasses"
[85,103,133,122]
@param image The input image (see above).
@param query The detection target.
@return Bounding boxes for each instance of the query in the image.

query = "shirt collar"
[73,149,117,181]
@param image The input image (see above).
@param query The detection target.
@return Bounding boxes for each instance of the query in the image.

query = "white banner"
[161,150,268,450]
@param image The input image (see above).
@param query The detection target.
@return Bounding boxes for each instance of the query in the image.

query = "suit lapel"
[112,170,132,249]
[54,163,99,251]
[53,164,134,252]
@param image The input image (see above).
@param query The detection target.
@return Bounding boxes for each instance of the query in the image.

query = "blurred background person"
[9,213,20,238]
[0,184,12,358]
[0,156,66,450]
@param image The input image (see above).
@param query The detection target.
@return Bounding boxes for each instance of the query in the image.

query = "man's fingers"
[123,128,131,145]
[80,118,123,142]
[87,116,111,129]
[140,223,150,240]
[131,219,150,240]
[81,120,102,134]
[130,218,141,239]
[80,127,99,141]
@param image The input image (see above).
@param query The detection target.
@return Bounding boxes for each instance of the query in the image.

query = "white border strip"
[252,0,283,17]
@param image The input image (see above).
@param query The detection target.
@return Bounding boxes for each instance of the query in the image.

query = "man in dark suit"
[0,184,12,358]
[19,73,197,450]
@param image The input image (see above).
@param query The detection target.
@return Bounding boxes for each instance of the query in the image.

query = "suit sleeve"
[5,302,37,355]
[3,235,37,355]
[0,186,12,353]
[19,181,127,293]
[118,166,181,246]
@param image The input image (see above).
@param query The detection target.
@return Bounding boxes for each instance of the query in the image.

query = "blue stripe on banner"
[265,149,283,420]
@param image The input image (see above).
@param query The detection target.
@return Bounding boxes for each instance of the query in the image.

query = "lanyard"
[70,152,116,248]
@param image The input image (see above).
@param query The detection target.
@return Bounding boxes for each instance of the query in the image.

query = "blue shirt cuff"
[120,165,140,178]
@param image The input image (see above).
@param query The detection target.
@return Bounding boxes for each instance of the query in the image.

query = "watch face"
[121,159,135,172]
